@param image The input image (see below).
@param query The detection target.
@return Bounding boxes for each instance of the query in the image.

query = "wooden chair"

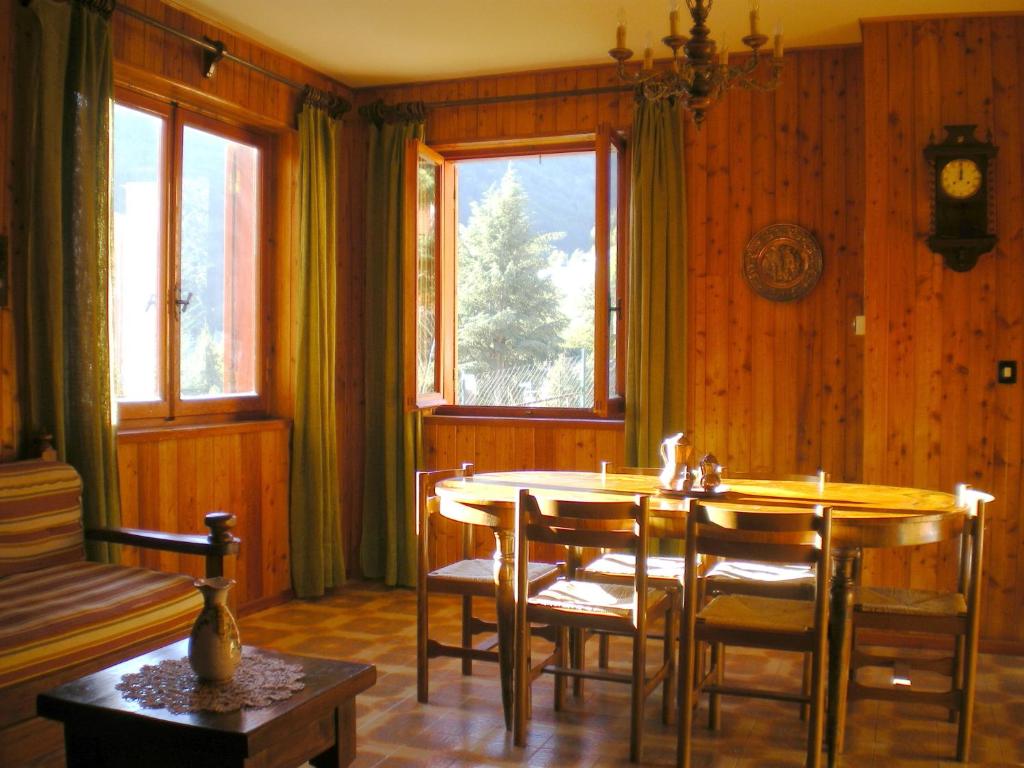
[702,472,827,721]
[579,465,684,702]
[842,486,992,762]
[513,490,673,762]
[673,501,834,768]
[415,467,560,703]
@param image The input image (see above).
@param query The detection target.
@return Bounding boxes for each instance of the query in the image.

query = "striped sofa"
[0,459,239,767]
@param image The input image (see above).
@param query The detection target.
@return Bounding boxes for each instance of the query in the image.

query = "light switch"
[853,315,865,336]
[998,361,1017,385]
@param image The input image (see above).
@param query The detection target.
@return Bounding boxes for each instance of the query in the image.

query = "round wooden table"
[436,470,966,760]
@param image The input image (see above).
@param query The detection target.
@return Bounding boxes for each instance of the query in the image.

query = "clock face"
[940,158,983,200]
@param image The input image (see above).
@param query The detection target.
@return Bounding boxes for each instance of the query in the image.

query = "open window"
[404,129,629,417]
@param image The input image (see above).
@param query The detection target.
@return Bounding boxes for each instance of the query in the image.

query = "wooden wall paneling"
[770,52,800,474]
[989,16,1024,645]
[861,24,891,489]
[747,72,775,474]
[476,77,498,137]
[861,15,1024,645]
[0,0,15,459]
[818,50,849,481]
[116,443,141,567]
[684,102,708,451]
[796,51,824,473]
[909,18,946,593]
[555,69,578,133]
[725,84,753,475]
[883,21,917,589]
[908,20,944,539]
[842,48,865,485]
[701,99,730,465]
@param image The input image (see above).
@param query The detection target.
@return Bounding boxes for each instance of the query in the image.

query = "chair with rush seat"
[674,501,834,768]
[842,486,992,762]
[513,490,673,762]
[415,466,560,703]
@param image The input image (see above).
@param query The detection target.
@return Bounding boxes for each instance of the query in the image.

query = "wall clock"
[924,124,997,272]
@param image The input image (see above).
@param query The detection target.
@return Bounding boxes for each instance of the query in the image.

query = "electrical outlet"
[997,360,1017,385]
[853,315,865,336]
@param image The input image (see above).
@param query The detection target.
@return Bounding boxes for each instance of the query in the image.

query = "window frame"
[112,86,272,425]
[405,130,629,419]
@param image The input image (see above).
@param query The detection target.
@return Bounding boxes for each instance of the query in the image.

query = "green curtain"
[360,102,425,587]
[625,98,688,468]
[289,94,346,598]
[14,0,119,562]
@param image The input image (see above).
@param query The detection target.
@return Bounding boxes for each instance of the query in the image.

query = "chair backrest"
[0,460,85,577]
[957,486,992,618]
[679,501,832,634]
[515,489,652,596]
[416,464,478,578]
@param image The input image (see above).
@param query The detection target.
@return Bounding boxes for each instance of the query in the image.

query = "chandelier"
[609,0,784,125]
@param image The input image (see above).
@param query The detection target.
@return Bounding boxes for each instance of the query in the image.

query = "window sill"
[117,417,290,444]
[423,413,624,430]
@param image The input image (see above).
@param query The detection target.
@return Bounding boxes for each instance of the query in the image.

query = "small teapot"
[659,432,694,491]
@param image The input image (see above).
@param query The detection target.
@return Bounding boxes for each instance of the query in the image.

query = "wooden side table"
[37,640,376,768]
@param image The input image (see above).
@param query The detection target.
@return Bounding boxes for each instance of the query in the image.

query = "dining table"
[434,469,967,762]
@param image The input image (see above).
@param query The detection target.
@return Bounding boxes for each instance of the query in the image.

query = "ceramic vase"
[188,576,242,682]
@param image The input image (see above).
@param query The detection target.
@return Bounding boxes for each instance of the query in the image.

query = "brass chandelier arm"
[608,0,784,124]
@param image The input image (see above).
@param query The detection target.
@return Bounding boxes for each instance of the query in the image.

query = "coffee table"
[37,639,376,768]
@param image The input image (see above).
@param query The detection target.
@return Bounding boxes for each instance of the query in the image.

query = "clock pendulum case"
[924,124,997,272]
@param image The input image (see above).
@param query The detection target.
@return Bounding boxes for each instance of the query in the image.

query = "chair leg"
[662,601,677,725]
[572,628,586,697]
[957,629,980,762]
[677,634,695,768]
[806,644,826,768]
[555,626,569,712]
[514,608,529,747]
[461,595,474,676]
[800,652,812,721]
[950,634,965,723]
[630,628,647,763]
[599,632,610,668]
[417,591,429,703]
[709,643,723,730]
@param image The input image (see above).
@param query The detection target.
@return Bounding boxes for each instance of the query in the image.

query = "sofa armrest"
[86,512,240,577]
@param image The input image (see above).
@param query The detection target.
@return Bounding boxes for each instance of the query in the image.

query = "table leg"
[494,527,516,731]
[310,700,357,767]
[827,547,857,767]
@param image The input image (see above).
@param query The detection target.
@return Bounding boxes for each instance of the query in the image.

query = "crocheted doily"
[116,649,305,714]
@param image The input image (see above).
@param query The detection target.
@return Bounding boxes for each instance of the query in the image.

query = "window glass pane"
[608,142,619,400]
[179,126,259,399]
[416,154,439,395]
[111,103,163,403]
[455,152,595,408]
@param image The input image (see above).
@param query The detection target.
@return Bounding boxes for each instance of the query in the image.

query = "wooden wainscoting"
[421,415,625,566]
[116,420,291,613]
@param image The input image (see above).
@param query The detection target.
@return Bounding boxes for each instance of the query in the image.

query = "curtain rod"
[422,84,633,110]
[117,4,306,93]
[115,4,630,112]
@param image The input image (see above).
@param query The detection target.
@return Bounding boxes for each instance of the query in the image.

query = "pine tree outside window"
[404,132,628,417]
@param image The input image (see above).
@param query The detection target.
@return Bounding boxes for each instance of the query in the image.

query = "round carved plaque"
[742,224,823,302]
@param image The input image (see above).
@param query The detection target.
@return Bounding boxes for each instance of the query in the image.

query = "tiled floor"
[239,582,1024,767]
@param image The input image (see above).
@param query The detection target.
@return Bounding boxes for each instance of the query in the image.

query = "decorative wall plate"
[742,223,823,302]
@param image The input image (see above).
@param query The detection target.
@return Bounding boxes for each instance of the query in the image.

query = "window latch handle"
[175,290,193,315]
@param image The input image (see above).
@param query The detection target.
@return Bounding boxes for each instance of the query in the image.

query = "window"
[405,132,628,417]
[111,90,268,422]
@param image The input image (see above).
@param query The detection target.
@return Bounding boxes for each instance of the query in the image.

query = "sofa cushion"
[0,460,84,577]
[0,560,201,689]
